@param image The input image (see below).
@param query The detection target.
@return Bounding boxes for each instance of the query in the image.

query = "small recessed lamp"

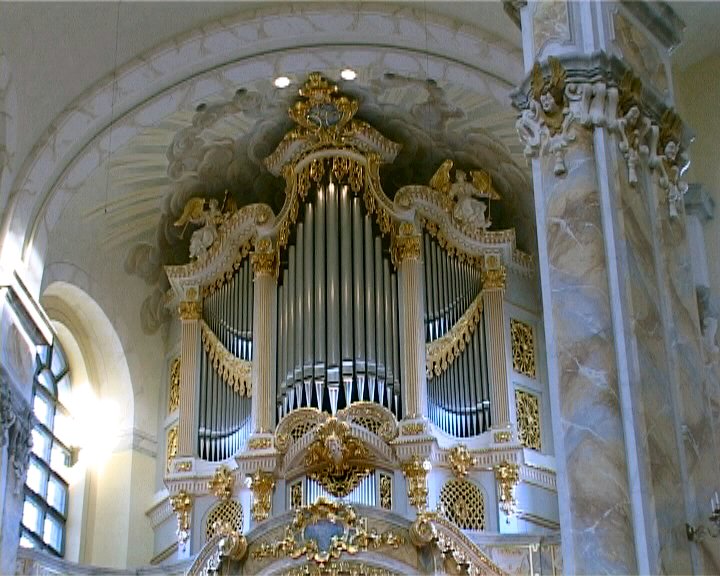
[274,76,291,88]
[340,68,357,81]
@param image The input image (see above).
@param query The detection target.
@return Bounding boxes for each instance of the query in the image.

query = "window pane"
[31,429,51,461]
[47,476,67,515]
[36,369,55,394]
[26,460,47,496]
[50,347,66,378]
[53,410,72,446]
[56,375,71,405]
[22,499,42,534]
[19,532,36,549]
[43,514,64,553]
[50,442,71,472]
[33,393,54,428]
[36,345,50,366]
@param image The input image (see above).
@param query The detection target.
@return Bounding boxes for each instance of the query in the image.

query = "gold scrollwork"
[248,436,273,450]
[305,418,371,497]
[338,402,398,442]
[401,456,431,511]
[291,481,303,509]
[201,240,254,299]
[391,233,422,267]
[200,321,252,396]
[426,292,484,378]
[481,266,506,290]
[175,460,192,473]
[515,389,541,451]
[280,562,398,576]
[168,357,180,413]
[178,300,202,320]
[249,470,275,522]
[401,422,426,436]
[252,498,404,566]
[447,445,476,478]
[380,473,392,510]
[166,425,178,473]
[510,319,536,378]
[209,466,235,501]
[170,491,192,548]
[251,249,279,278]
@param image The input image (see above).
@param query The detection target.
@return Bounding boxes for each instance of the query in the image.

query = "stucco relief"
[532,0,572,56]
[612,10,668,95]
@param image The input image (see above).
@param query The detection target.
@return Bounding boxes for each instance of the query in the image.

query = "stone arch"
[0,4,526,294]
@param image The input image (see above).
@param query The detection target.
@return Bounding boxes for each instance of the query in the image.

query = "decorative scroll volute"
[248,470,275,521]
[401,455,432,511]
[170,491,193,549]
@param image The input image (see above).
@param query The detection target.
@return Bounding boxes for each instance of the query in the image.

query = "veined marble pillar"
[510,1,715,573]
[250,246,278,434]
[177,299,201,456]
[481,264,511,436]
[393,227,427,419]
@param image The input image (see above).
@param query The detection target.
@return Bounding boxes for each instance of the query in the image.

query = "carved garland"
[199,321,252,396]
[426,292,484,378]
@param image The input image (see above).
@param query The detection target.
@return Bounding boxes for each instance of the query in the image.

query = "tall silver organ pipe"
[276,167,401,421]
[422,234,490,438]
[198,258,254,460]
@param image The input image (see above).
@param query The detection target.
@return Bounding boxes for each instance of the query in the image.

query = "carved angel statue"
[174,197,223,259]
[516,57,576,176]
[612,72,651,186]
[429,160,500,230]
[649,109,689,218]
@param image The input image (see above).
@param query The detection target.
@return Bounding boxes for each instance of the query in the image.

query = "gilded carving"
[252,498,404,566]
[175,460,192,473]
[280,562,398,576]
[200,321,252,395]
[305,418,371,497]
[515,390,542,451]
[178,300,202,320]
[510,319,536,378]
[493,430,512,444]
[168,357,180,413]
[401,456,431,511]
[209,466,235,501]
[448,445,477,478]
[391,233,421,266]
[251,249,279,278]
[380,473,392,510]
[170,491,193,549]
[481,266,506,290]
[290,481,303,509]
[439,479,485,531]
[201,240,253,299]
[426,292,484,378]
[494,461,520,518]
[175,195,234,260]
[166,425,178,473]
[339,402,398,441]
[249,470,275,521]
[401,422,426,436]
[248,436,273,450]
[205,499,244,540]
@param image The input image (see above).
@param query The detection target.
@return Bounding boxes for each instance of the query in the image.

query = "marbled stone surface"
[541,130,636,573]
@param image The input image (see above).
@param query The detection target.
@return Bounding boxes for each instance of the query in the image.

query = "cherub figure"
[613,73,651,186]
[649,109,688,218]
[175,197,223,259]
[516,57,575,176]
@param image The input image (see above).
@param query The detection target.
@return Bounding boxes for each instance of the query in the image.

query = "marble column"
[481,264,511,436]
[393,228,427,419]
[250,247,278,435]
[177,299,201,456]
[510,1,711,573]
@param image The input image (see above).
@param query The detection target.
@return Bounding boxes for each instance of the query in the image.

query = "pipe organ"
[275,176,401,422]
[423,234,491,438]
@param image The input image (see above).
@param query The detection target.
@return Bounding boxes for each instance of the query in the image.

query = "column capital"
[178,300,202,321]
[481,265,507,291]
[251,250,278,279]
[391,228,422,266]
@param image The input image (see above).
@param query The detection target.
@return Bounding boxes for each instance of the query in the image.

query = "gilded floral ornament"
[251,248,279,278]
[401,455,432,511]
[248,470,275,521]
[305,418,371,497]
[515,390,541,451]
[481,266,506,290]
[516,57,576,176]
[200,321,252,395]
[510,319,535,378]
[494,461,520,519]
[208,466,235,501]
[170,491,193,549]
[178,300,202,320]
[168,357,180,413]
[448,445,477,478]
[252,498,404,566]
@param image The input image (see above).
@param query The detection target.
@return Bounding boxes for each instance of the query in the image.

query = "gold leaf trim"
[200,321,252,396]
[426,291,484,378]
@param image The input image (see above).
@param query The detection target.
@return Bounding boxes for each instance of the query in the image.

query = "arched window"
[20,340,72,557]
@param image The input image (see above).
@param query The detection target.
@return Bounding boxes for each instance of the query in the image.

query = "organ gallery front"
[163,73,557,575]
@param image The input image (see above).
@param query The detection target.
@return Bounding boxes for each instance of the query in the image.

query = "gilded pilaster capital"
[251,251,278,279]
[481,266,507,290]
[392,233,422,266]
[178,300,202,321]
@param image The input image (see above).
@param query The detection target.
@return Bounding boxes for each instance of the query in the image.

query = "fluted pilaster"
[178,300,201,456]
[394,230,426,418]
[251,248,278,434]
[481,265,510,432]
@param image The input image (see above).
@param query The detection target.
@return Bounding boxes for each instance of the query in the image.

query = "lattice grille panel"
[515,389,541,450]
[439,479,485,531]
[204,499,243,540]
[510,319,536,378]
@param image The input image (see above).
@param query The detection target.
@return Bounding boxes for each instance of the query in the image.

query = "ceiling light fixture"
[340,68,357,81]
[274,76,291,88]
